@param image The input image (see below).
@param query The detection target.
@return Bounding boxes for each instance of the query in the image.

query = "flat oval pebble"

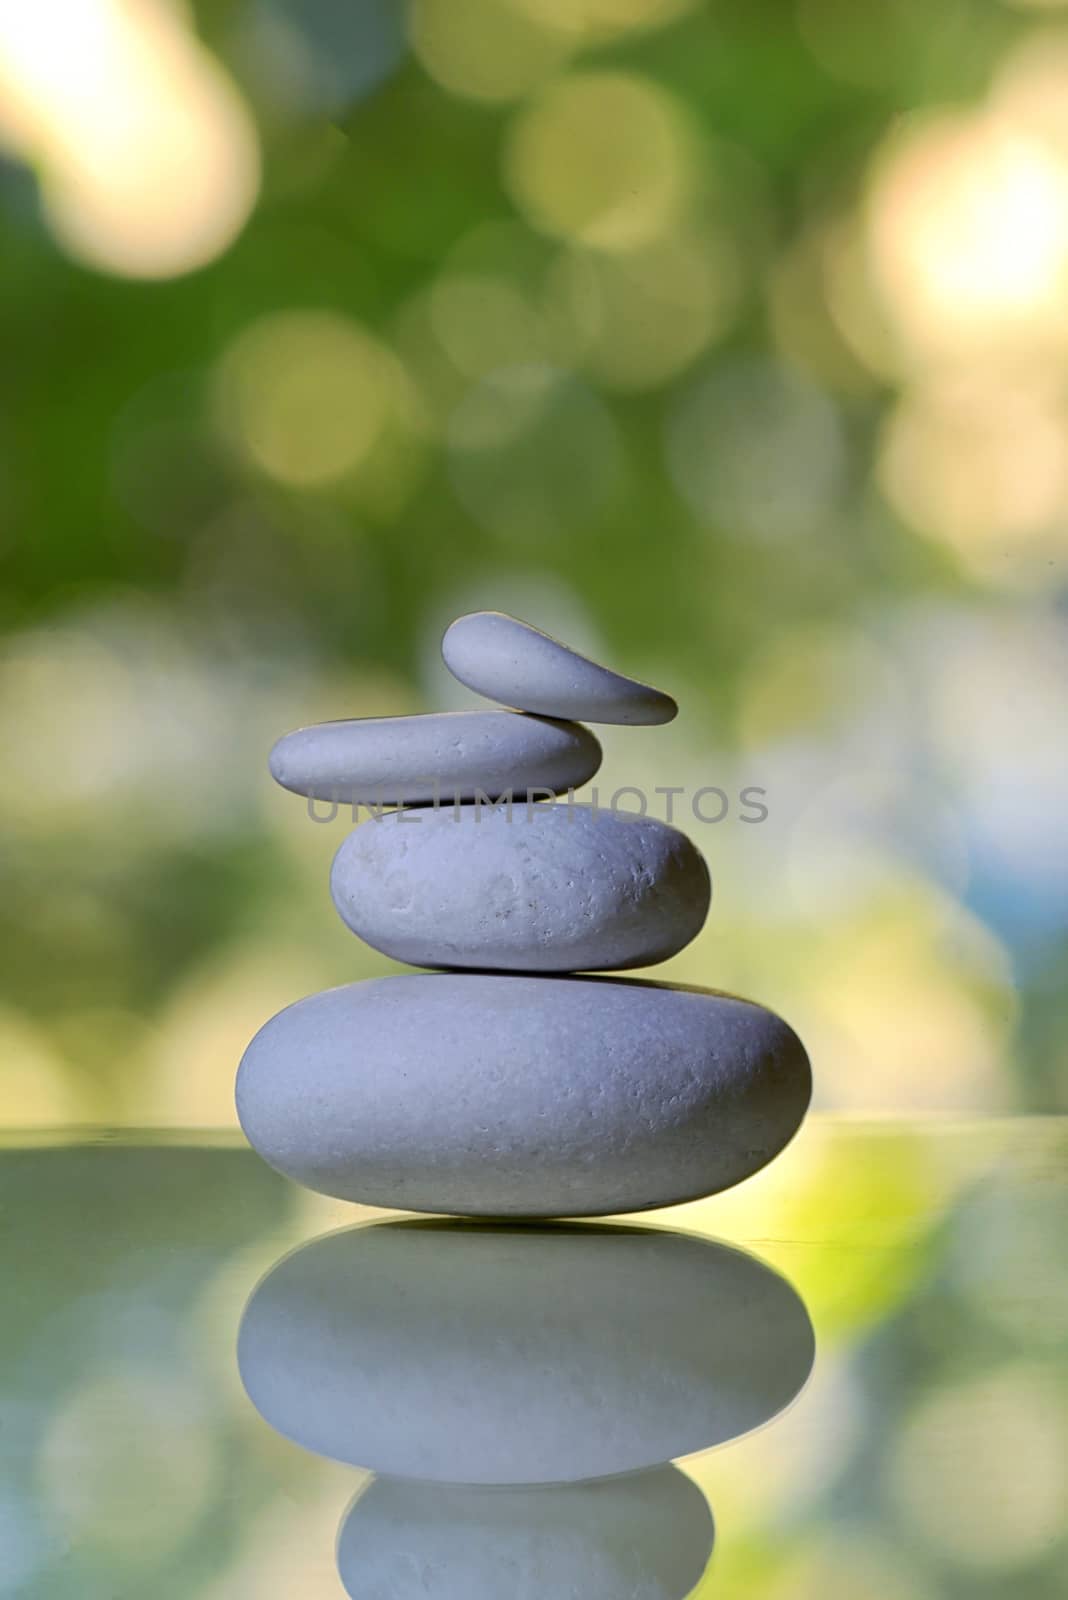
[330,803,710,972]
[238,1219,814,1482]
[269,711,601,806]
[442,611,678,725]
[235,974,811,1216]
[336,1469,714,1600]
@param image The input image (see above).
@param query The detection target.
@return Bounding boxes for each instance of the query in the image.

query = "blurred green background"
[2,0,1067,1127]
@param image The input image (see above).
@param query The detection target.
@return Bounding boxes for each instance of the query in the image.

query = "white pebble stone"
[237,1219,814,1482]
[330,803,710,972]
[442,611,677,725]
[336,1469,714,1600]
[268,711,601,806]
[235,974,811,1217]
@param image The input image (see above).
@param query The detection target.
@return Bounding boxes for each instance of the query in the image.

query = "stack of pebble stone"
[237,611,811,1217]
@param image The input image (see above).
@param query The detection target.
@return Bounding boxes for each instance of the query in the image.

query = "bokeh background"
[4,12,1068,1598]
[3,0,1068,1126]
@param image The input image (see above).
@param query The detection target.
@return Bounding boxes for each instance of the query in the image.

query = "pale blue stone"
[330,802,710,972]
[442,611,677,725]
[268,710,601,805]
[235,973,811,1217]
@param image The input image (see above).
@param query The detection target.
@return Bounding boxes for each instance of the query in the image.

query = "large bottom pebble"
[235,973,810,1217]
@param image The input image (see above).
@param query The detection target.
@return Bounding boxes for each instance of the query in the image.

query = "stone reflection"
[238,1219,814,1481]
[238,1218,815,1596]
[336,1469,714,1600]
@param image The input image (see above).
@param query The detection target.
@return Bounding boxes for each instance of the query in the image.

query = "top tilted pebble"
[442,611,678,726]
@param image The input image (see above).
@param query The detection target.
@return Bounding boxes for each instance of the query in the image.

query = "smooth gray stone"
[237,1219,815,1482]
[268,711,601,806]
[235,974,811,1216]
[330,803,711,972]
[336,1469,714,1600]
[442,611,678,725]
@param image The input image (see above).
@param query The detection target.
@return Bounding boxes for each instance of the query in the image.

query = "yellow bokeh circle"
[504,72,694,250]
[409,0,570,105]
[216,310,411,489]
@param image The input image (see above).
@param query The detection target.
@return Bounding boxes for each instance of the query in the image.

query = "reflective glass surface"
[3,1118,1066,1598]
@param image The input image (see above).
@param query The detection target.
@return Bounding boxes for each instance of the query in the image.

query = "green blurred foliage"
[1,0,1067,1123]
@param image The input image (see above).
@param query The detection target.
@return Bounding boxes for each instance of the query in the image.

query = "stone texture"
[235,974,811,1217]
[336,1469,714,1600]
[238,1219,815,1482]
[268,711,601,806]
[442,611,677,725]
[330,802,710,972]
